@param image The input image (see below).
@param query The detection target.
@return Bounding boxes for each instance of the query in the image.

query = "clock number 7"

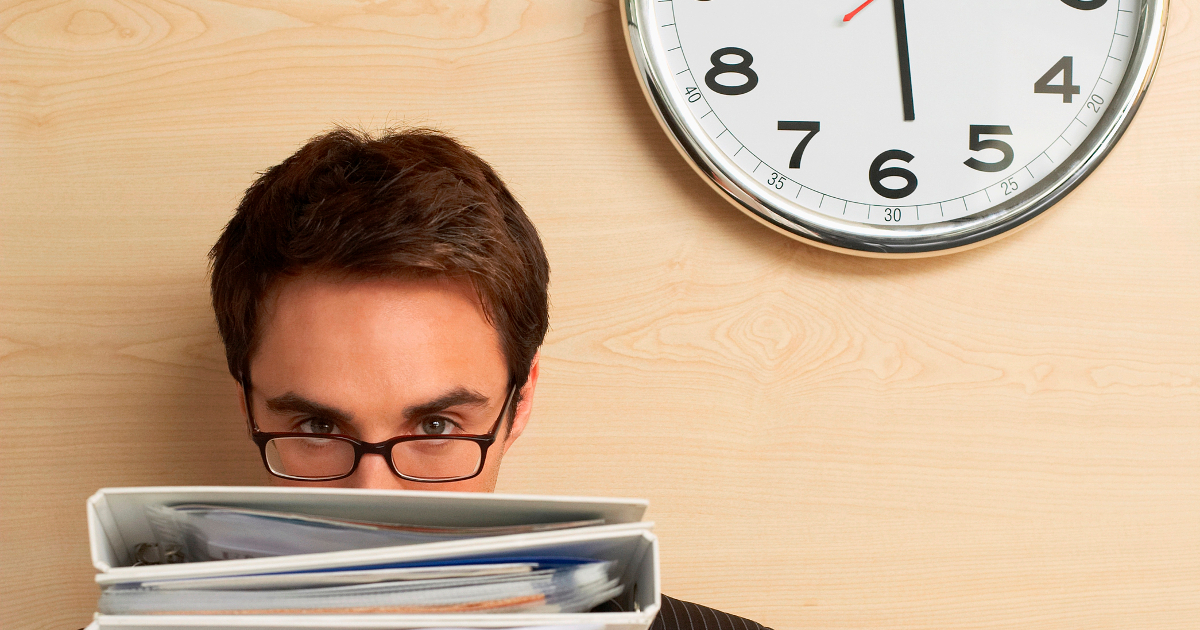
[777,121,821,169]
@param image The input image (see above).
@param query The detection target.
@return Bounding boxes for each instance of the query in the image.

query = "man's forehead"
[264,272,484,314]
[250,272,505,387]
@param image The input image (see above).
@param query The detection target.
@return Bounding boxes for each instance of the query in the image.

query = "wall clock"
[622,0,1169,256]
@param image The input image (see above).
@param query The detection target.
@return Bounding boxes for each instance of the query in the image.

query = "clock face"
[624,0,1168,255]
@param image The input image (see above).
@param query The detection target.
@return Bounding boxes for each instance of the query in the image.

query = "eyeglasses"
[241,373,516,483]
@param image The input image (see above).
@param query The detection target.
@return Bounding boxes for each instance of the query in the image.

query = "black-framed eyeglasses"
[241,372,517,483]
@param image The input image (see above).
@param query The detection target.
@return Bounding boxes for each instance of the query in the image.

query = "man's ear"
[503,353,538,452]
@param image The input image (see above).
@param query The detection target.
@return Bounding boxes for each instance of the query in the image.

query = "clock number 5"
[869,150,918,200]
[964,125,1014,173]
[777,121,821,169]
[705,47,758,96]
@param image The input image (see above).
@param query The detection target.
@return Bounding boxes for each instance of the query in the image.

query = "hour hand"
[843,0,916,121]
[892,0,916,120]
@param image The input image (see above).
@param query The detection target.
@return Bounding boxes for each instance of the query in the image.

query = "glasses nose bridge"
[360,440,394,457]
[351,440,396,476]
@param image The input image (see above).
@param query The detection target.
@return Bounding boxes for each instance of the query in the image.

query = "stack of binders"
[85,486,660,629]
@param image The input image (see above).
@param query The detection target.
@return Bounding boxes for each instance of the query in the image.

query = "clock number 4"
[777,121,821,169]
[964,125,1014,173]
[705,47,758,96]
[1034,56,1081,103]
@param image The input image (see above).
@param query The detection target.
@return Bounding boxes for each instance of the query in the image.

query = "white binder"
[86,487,661,630]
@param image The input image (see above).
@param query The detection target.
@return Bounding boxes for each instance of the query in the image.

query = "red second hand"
[843,0,876,21]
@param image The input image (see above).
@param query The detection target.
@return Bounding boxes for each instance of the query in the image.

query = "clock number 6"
[778,121,821,169]
[869,150,918,200]
[705,47,758,96]
[964,125,1014,173]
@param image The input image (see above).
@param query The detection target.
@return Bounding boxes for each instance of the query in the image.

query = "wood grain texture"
[1,1,1198,628]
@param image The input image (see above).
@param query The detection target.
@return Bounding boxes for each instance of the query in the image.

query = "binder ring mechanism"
[132,542,185,566]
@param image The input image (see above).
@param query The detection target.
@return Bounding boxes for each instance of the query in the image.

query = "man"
[209,127,771,630]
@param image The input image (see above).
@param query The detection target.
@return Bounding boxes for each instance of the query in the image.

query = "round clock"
[622,0,1169,256]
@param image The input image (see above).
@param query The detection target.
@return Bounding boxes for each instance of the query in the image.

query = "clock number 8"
[869,150,918,200]
[705,47,758,96]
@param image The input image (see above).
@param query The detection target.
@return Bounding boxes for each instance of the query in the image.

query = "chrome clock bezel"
[622,0,1169,257]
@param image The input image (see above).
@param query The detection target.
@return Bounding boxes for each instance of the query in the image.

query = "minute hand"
[892,0,915,121]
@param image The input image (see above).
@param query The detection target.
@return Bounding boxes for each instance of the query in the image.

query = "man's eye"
[417,417,459,436]
[296,418,338,435]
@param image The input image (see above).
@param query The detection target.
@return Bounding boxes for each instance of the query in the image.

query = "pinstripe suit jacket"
[594,594,772,630]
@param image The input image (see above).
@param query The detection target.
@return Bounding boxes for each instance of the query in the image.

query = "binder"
[86,487,661,630]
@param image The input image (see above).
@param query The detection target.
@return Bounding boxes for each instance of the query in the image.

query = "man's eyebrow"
[404,388,491,417]
[265,394,354,423]
[263,388,492,422]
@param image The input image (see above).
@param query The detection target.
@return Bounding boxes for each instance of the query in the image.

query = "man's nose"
[347,452,413,490]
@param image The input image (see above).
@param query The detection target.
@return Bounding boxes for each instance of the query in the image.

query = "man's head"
[209,127,549,491]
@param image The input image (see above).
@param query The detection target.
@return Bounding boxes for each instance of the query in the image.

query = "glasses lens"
[391,438,484,481]
[265,437,355,480]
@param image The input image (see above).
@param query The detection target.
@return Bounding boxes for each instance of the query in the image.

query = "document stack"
[85,486,660,630]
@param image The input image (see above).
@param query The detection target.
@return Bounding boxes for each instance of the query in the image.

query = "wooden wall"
[2,1,1198,628]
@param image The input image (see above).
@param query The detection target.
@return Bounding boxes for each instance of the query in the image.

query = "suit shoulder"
[651,594,773,630]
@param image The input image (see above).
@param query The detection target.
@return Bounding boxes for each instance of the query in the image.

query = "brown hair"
[209,127,549,393]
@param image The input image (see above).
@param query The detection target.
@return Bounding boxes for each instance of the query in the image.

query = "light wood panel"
[2,1,1198,628]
